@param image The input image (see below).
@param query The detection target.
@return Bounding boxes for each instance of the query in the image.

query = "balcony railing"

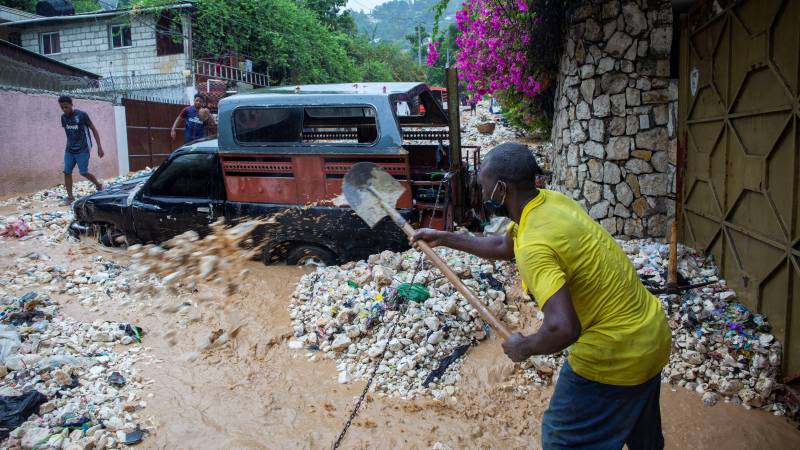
[193,59,269,87]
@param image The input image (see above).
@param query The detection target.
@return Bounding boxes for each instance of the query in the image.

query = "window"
[109,24,132,49]
[234,108,303,144]
[302,106,378,144]
[147,153,219,198]
[8,32,21,47]
[39,32,60,55]
[156,11,184,56]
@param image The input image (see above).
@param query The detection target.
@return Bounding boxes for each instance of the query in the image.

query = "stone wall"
[549,0,677,238]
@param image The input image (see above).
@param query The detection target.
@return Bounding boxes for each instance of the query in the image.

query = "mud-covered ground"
[1,194,799,450]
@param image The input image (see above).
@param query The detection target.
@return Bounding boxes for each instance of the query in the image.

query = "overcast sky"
[346,0,390,13]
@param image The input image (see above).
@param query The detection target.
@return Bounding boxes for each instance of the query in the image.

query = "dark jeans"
[542,361,664,450]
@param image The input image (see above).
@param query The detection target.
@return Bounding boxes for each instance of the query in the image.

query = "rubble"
[0,169,153,210]
[459,102,553,175]
[618,241,790,416]
[0,291,151,449]
[288,239,793,417]
[288,247,559,399]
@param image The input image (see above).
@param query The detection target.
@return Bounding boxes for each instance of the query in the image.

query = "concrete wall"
[0,90,120,198]
[17,14,189,79]
[548,0,678,238]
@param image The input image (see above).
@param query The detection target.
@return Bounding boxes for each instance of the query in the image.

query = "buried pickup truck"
[70,80,485,265]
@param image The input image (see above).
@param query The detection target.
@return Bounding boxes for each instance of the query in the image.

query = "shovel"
[343,162,511,339]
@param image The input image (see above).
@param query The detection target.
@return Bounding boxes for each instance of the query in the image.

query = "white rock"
[423,316,441,331]
[427,331,445,345]
[371,266,394,286]
[21,427,51,450]
[330,334,352,351]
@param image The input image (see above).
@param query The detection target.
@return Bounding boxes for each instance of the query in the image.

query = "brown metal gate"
[680,0,800,376]
[123,98,186,171]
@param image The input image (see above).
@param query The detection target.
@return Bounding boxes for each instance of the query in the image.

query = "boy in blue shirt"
[170,94,207,143]
[59,96,104,204]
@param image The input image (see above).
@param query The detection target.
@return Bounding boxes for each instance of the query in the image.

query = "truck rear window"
[233,106,378,145]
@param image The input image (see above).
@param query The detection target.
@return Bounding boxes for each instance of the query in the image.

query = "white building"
[1,3,270,105]
[1,3,194,101]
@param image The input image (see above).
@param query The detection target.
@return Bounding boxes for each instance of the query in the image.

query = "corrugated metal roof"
[0,5,42,22]
[0,2,192,28]
[0,39,100,78]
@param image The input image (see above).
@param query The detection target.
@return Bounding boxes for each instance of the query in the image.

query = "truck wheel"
[96,224,126,247]
[285,245,337,267]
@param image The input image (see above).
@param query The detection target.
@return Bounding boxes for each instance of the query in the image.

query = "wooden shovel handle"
[399,222,512,340]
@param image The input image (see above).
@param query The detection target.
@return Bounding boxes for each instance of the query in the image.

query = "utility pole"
[417,24,421,66]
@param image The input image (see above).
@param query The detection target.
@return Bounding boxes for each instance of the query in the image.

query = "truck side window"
[303,106,378,144]
[147,153,219,198]
[234,107,302,144]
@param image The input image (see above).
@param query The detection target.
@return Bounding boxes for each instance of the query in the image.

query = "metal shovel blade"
[343,162,405,228]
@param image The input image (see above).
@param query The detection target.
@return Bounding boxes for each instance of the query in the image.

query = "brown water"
[2,201,799,449]
[91,262,800,450]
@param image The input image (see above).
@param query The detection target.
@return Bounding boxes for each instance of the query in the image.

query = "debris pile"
[0,291,150,449]
[0,169,153,209]
[0,212,73,244]
[619,241,789,416]
[289,239,793,416]
[288,248,557,400]
[460,102,553,176]
[0,250,131,314]
[461,111,525,151]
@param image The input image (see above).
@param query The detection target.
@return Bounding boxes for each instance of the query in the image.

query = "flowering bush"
[449,0,541,97]
[429,0,563,134]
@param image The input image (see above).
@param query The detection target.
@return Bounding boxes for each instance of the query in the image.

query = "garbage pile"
[0,291,150,449]
[288,248,557,400]
[619,241,790,416]
[0,212,73,244]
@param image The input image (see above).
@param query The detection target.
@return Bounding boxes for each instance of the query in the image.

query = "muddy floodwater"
[66,262,800,449]
[1,201,799,449]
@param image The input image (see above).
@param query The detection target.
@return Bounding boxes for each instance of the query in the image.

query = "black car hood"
[74,174,150,215]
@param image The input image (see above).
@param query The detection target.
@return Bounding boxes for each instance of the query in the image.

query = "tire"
[95,223,126,247]
[285,244,338,267]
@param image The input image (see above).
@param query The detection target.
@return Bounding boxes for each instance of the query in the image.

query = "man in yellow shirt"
[412,143,672,449]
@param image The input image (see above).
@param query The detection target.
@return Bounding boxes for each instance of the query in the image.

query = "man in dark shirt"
[59,96,104,204]
[170,94,206,144]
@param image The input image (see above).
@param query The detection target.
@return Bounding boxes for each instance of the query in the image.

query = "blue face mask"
[483,180,509,218]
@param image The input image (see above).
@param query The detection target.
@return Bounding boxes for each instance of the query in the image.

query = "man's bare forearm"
[436,232,514,261]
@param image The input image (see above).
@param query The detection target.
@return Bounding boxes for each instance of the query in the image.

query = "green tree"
[303,0,355,34]
[0,0,99,13]
[131,0,426,85]
[0,0,35,12]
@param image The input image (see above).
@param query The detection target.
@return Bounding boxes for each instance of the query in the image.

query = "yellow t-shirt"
[508,189,671,386]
